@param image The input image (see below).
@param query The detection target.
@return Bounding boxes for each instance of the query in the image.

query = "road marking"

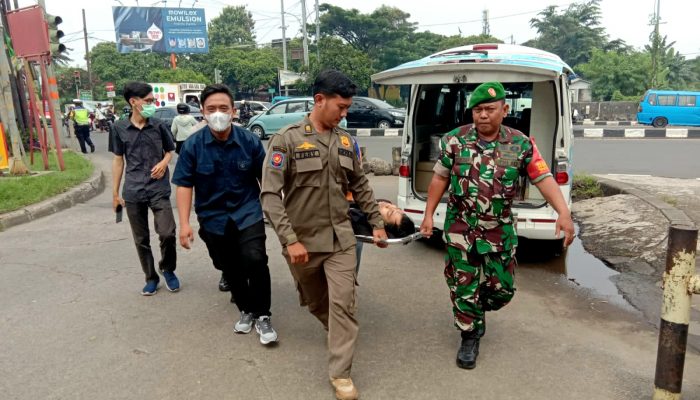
[583,128,604,138]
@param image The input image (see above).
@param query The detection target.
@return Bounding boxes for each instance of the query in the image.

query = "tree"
[146,68,208,84]
[208,6,255,48]
[526,0,621,68]
[577,48,650,100]
[89,42,169,98]
[315,4,416,71]
[295,37,374,95]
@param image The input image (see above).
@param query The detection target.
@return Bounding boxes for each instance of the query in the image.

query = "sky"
[18,0,700,68]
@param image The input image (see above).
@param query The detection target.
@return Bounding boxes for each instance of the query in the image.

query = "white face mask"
[206,111,232,132]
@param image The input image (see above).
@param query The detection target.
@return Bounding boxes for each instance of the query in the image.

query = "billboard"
[112,7,208,54]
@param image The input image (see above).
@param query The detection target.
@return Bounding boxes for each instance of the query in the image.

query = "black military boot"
[219,274,230,292]
[456,331,481,369]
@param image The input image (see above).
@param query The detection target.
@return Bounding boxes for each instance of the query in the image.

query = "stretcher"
[354,232,423,245]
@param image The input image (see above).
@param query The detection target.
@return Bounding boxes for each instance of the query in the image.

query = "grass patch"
[0,151,94,213]
[661,195,678,207]
[572,174,604,200]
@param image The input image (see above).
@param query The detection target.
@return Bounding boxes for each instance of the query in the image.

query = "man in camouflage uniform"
[261,69,387,400]
[419,81,575,369]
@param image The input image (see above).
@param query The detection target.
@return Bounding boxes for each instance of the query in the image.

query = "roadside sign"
[268,88,275,94]
[105,82,114,92]
[79,89,92,101]
[107,91,116,98]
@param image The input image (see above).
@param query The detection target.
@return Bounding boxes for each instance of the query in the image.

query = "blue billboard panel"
[113,6,208,54]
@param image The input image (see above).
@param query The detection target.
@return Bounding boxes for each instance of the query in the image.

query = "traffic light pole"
[39,55,64,171]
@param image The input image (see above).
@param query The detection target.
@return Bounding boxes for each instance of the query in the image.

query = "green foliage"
[146,68,208,84]
[317,4,417,71]
[577,48,650,100]
[527,0,617,67]
[0,151,93,213]
[572,174,603,200]
[295,37,375,95]
[89,42,169,100]
[208,6,255,47]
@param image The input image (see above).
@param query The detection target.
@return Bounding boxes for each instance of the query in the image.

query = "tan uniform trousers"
[284,243,358,379]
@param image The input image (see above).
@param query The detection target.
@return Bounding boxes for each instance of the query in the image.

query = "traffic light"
[73,70,81,87]
[45,14,65,56]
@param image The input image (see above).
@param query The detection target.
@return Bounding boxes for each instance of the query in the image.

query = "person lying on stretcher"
[349,199,416,238]
[349,199,416,272]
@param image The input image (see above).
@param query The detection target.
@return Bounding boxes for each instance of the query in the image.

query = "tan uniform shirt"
[261,116,383,253]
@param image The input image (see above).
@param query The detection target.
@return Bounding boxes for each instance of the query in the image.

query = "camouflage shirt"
[433,124,552,254]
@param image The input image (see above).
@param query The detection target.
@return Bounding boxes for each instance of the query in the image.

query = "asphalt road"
[3,133,699,399]
[354,136,700,178]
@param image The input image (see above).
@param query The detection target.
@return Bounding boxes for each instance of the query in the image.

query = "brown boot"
[330,377,359,400]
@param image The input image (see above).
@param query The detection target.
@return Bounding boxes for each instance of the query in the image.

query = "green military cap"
[468,81,506,108]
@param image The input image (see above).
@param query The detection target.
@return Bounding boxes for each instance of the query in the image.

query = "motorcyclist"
[239,99,253,124]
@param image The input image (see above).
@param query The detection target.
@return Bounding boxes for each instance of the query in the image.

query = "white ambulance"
[371,44,574,250]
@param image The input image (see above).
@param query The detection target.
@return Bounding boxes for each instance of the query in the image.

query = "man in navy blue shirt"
[172,84,277,345]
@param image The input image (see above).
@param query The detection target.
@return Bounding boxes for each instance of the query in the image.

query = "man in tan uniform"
[261,69,387,400]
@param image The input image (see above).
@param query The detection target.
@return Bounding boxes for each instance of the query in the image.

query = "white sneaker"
[255,316,278,345]
[234,312,254,334]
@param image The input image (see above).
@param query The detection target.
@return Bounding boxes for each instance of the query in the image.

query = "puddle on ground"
[517,224,631,309]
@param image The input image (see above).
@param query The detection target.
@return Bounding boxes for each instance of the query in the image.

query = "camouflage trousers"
[444,245,516,333]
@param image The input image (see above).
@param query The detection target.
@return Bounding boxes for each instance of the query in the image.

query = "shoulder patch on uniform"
[340,135,351,148]
[304,124,312,133]
[269,151,285,169]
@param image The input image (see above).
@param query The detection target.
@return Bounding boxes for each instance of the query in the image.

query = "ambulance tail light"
[399,157,410,177]
[555,159,569,185]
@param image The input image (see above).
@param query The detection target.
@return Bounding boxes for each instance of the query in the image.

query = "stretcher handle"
[354,232,423,245]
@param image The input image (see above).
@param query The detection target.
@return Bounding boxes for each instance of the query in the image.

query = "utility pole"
[82,9,92,97]
[315,0,320,61]
[0,14,27,174]
[482,10,489,36]
[280,0,288,96]
[300,0,309,68]
[650,0,661,88]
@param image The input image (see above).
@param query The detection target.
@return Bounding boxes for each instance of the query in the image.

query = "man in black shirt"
[112,81,179,296]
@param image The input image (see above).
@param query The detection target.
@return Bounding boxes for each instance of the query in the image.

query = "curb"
[595,177,695,228]
[577,121,637,126]
[0,166,105,232]
[346,128,403,137]
[573,127,700,139]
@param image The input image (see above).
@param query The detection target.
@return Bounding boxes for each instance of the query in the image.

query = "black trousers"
[74,124,94,153]
[125,197,177,282]
[199,219,271,317]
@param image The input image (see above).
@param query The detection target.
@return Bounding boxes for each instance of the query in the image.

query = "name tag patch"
[295,149,321,159]
[338,148,354,158]
[455,156,472,164]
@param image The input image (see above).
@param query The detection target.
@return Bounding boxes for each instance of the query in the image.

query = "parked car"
[247,97,347,139]
[346,96,405,129]
[152,105,203,127]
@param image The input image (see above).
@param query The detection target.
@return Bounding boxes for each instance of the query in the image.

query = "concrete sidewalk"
[573,174,700,350]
